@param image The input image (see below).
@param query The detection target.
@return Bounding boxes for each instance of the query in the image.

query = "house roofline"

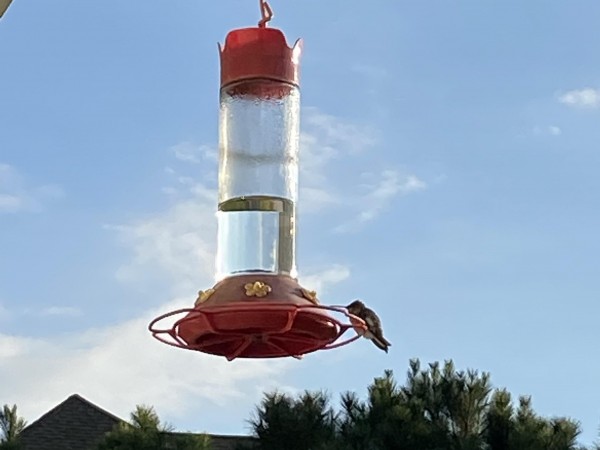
[22,393,125,432]
[21,393,257,443]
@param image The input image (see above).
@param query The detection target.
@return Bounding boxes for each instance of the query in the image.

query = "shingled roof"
[20,394,123,450]
[19,394,256,450]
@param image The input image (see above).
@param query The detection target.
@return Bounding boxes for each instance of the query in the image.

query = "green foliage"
[508,396,581,450]
[97,405,210,450]
[0,404,26,450]
[247,359,587,450]
[0,442,23,450]
[248,390,337,450]
[485,388,513,450]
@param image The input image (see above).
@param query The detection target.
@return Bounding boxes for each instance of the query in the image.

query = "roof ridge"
[68,394,127,424]
[206,434,256,439]
[22,393,126,432]
[164,431,254,437]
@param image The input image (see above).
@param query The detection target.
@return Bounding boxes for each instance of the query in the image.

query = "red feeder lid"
[219,27,302,88]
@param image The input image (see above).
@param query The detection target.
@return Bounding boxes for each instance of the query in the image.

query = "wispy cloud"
[0,163,64,213]
[302,107,379,159]
[296,108,425,230]
[298,107,377,214]
[38,306,83,317]
[351,63,389,82]
[0,106,418,430]
[110,117,365,293]
[533,125,562,137]
[299,265,351,295]
[0,310,289,429]
[334,170,426,233]
[163,108,410,229]
[170,142,217,164]
[113,107,377,294]
[350,63,390,100]
[0,194,23,211]
[0,303,9,321]
[0,335,29,359]
[1,167,350,432]
[2,304,83,319]
[107,196,218,296]
[547,126,562,136]
[164,108,423,233]
[558,88,600,109]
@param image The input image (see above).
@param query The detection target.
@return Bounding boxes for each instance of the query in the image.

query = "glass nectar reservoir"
[216,28,302,281]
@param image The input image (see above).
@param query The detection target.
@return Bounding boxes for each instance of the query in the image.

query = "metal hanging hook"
[258,0,273,28]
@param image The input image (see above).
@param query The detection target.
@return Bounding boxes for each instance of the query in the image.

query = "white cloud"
[0,163,64,213]
[297,108,424,229]
[299,264,351,294]
[0,194,23,212]
[1,228,345,429]
[0,304,82,320]
[107,195,218,296]
[302,107,378,160]
[0,106,415,431]
[350,63,391,99]
[0,307,289,427]
[163,108,422,231]
[532,125,562,137]
[38,306,83,317]
[161,186,178,195]
[334,170,426,233]
[0,335,30,359]
[0,303,9,321]
[0,182,348,429]
[548,125,562,136]
[297,108,373,213]
[558,88,600,109]
[298,106,379,206]
[351,63,389,82]
[110,107,375,294]
[297,186,339,214]
[170,142,217,164]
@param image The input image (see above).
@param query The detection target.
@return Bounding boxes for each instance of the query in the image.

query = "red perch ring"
[148,275,367,361]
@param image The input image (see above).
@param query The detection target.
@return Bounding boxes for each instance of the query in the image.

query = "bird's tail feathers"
[372,338,389,353]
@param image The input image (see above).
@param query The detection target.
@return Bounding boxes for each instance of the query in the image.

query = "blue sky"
[1,0,600,444]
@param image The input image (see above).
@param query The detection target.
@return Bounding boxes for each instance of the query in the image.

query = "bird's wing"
[365,309,391,346]
[364,310,382,329]
[0,0,13,18]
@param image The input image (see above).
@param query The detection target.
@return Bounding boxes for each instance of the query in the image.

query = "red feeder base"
[148,275,366,361]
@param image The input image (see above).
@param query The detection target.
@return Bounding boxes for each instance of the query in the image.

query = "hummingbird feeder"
[149,1,367,361]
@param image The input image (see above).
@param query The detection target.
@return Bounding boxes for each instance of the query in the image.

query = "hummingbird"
[346,300,391,353]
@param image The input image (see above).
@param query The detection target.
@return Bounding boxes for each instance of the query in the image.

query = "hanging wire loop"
[258,0,273,28]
